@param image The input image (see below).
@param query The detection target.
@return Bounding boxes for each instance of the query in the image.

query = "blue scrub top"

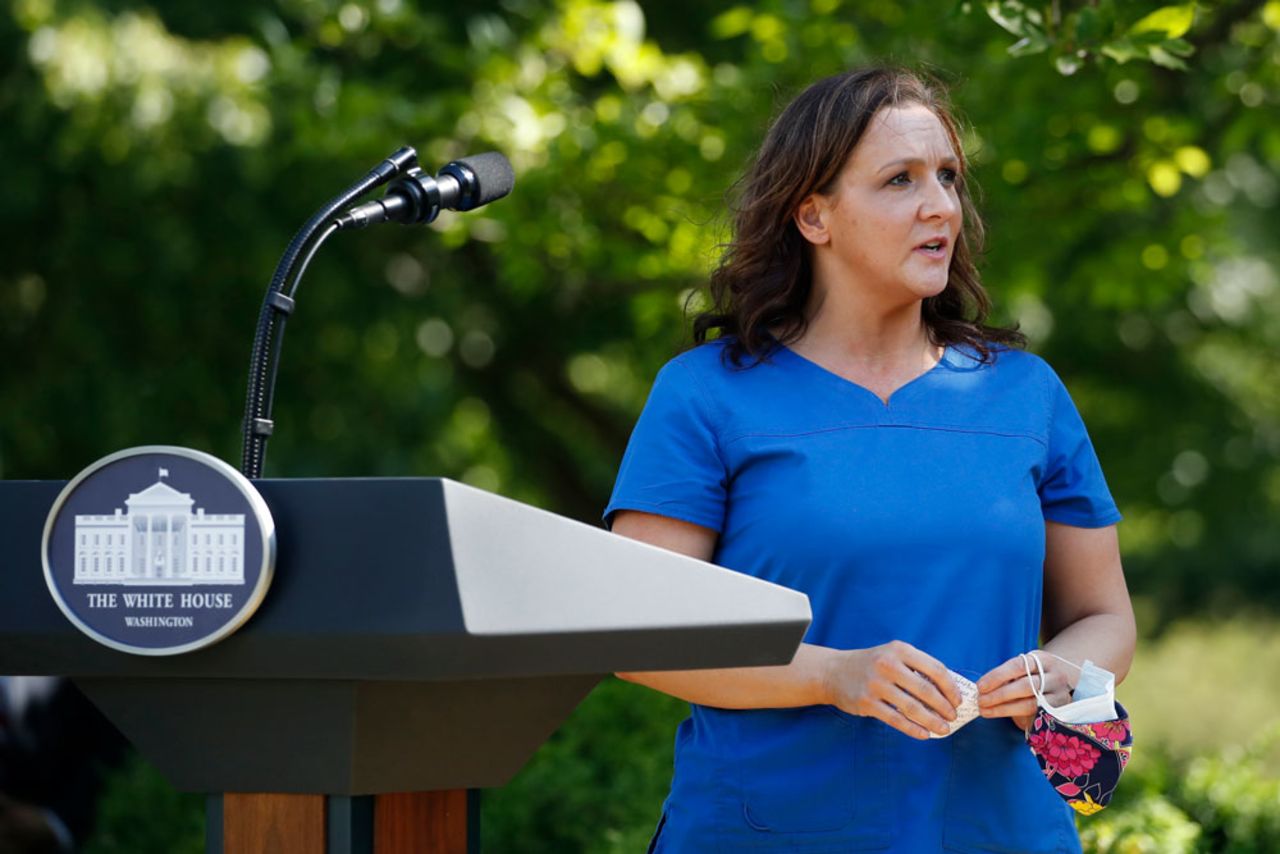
[604,338,1121,853]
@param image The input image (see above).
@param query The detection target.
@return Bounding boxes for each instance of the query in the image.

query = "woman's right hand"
[823,641,961,740]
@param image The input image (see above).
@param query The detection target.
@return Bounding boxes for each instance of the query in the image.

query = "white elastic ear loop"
[1040,650,1085,696]
[1021,651,1086,707]
[1043,650,1083,673]
[1021,652,1050,706]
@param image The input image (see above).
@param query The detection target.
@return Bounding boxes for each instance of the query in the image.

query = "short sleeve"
[1039,369,1122,528]
[602,358,728,532]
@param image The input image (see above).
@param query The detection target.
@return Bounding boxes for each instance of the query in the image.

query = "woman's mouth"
[914,237,949,260]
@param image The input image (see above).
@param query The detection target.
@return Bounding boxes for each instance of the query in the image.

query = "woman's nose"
[920,178,959,220]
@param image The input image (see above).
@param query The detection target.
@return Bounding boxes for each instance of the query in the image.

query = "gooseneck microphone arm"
[239,147,515,479]
[240,147,417,478]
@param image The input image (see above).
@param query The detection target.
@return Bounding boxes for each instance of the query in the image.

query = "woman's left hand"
[976,651,1074,732]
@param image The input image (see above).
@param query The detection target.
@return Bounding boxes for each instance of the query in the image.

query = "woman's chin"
[902,277,950,304]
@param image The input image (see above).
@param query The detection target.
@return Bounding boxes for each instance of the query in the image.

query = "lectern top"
[2,477,811,681]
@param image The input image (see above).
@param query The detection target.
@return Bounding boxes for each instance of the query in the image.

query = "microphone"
[335,152,514,229]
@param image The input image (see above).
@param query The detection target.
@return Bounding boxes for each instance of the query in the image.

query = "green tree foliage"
[2,0,1278,849]
[482,678,689,852]
[84,753,203,854]
[976,0,1201,73]
[4,0,1279,608]
[1077,722,1280,854]
[3,0,1277,612]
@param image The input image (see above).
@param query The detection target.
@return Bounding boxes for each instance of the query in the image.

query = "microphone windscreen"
[454,152,514,208]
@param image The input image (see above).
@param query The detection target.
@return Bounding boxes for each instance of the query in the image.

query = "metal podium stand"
[0,477,810,853]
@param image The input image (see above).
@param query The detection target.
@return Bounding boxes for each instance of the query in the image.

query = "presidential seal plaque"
[41,446,276,656]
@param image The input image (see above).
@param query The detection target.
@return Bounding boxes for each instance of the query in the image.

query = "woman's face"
[797,103,963,309]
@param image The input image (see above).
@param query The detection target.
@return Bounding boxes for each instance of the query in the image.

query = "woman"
[604,66,1136,852]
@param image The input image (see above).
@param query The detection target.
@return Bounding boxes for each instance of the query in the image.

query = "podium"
[0,476,811,852]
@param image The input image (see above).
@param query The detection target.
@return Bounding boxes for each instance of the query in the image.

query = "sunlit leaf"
[1055,53,1083,75]
[1174,145,1211,177]
[1008,33,1049,56]
[709,6,753,39]
[1148,45,1189,70]
[1100,36,1143,63]
[1130,4,1196,39]
[1147,160,1183,196]
[985,1,1043,38]
[1264,1,1280,31]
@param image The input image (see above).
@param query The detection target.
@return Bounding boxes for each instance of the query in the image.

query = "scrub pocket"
[735,706,890,844]
[943,718,1080,854]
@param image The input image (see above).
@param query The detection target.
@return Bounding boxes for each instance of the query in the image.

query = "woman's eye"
[888,168,960,187]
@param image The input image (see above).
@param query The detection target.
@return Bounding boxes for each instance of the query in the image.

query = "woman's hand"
[824,641,961,740]
[977,651,1074,732]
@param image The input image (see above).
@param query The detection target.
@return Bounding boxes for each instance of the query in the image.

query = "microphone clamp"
[335,168,452,229]
[334,152,513,230]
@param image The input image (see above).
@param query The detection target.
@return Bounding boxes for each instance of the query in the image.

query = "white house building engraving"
[73,471,246,586]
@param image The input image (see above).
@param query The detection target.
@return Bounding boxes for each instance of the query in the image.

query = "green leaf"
[1130,4,1196,39]
[1075,7,1101,43]
[710,6,753,39]
[1130,29,1172,47]
[1093,0,1120,36]
[1100,37,1143,63]
[1148,45,1190,70]
[1163,37,1196,57]
[985,1,1044,38]
[1008,33,1050,56]
[1055,54,1083,75]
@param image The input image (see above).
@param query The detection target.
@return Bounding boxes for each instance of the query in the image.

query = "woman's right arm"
[609,510,961,739]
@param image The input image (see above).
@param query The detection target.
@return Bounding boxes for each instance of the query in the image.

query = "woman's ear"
[794,194,830,246]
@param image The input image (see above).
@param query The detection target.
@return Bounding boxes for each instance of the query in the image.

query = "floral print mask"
[1019,652,1133,816]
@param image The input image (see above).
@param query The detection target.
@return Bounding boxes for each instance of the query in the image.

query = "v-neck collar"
[769,339,953,409]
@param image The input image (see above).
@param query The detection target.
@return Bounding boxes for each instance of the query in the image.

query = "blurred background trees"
[3,0,1278,850]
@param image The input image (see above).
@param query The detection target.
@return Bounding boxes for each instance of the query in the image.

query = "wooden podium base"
[210,790,478,854]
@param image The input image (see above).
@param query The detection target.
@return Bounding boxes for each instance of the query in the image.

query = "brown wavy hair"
[693,65,1025,365]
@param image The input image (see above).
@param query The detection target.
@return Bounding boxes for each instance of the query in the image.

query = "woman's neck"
[790,284,938,373]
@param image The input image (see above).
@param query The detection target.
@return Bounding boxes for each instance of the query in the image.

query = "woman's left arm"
[977,521,1137,727]
[1038,521,1136,682]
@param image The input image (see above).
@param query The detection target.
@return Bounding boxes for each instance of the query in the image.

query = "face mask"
[1019,652,1133,816]
[1027,653,1117,724]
